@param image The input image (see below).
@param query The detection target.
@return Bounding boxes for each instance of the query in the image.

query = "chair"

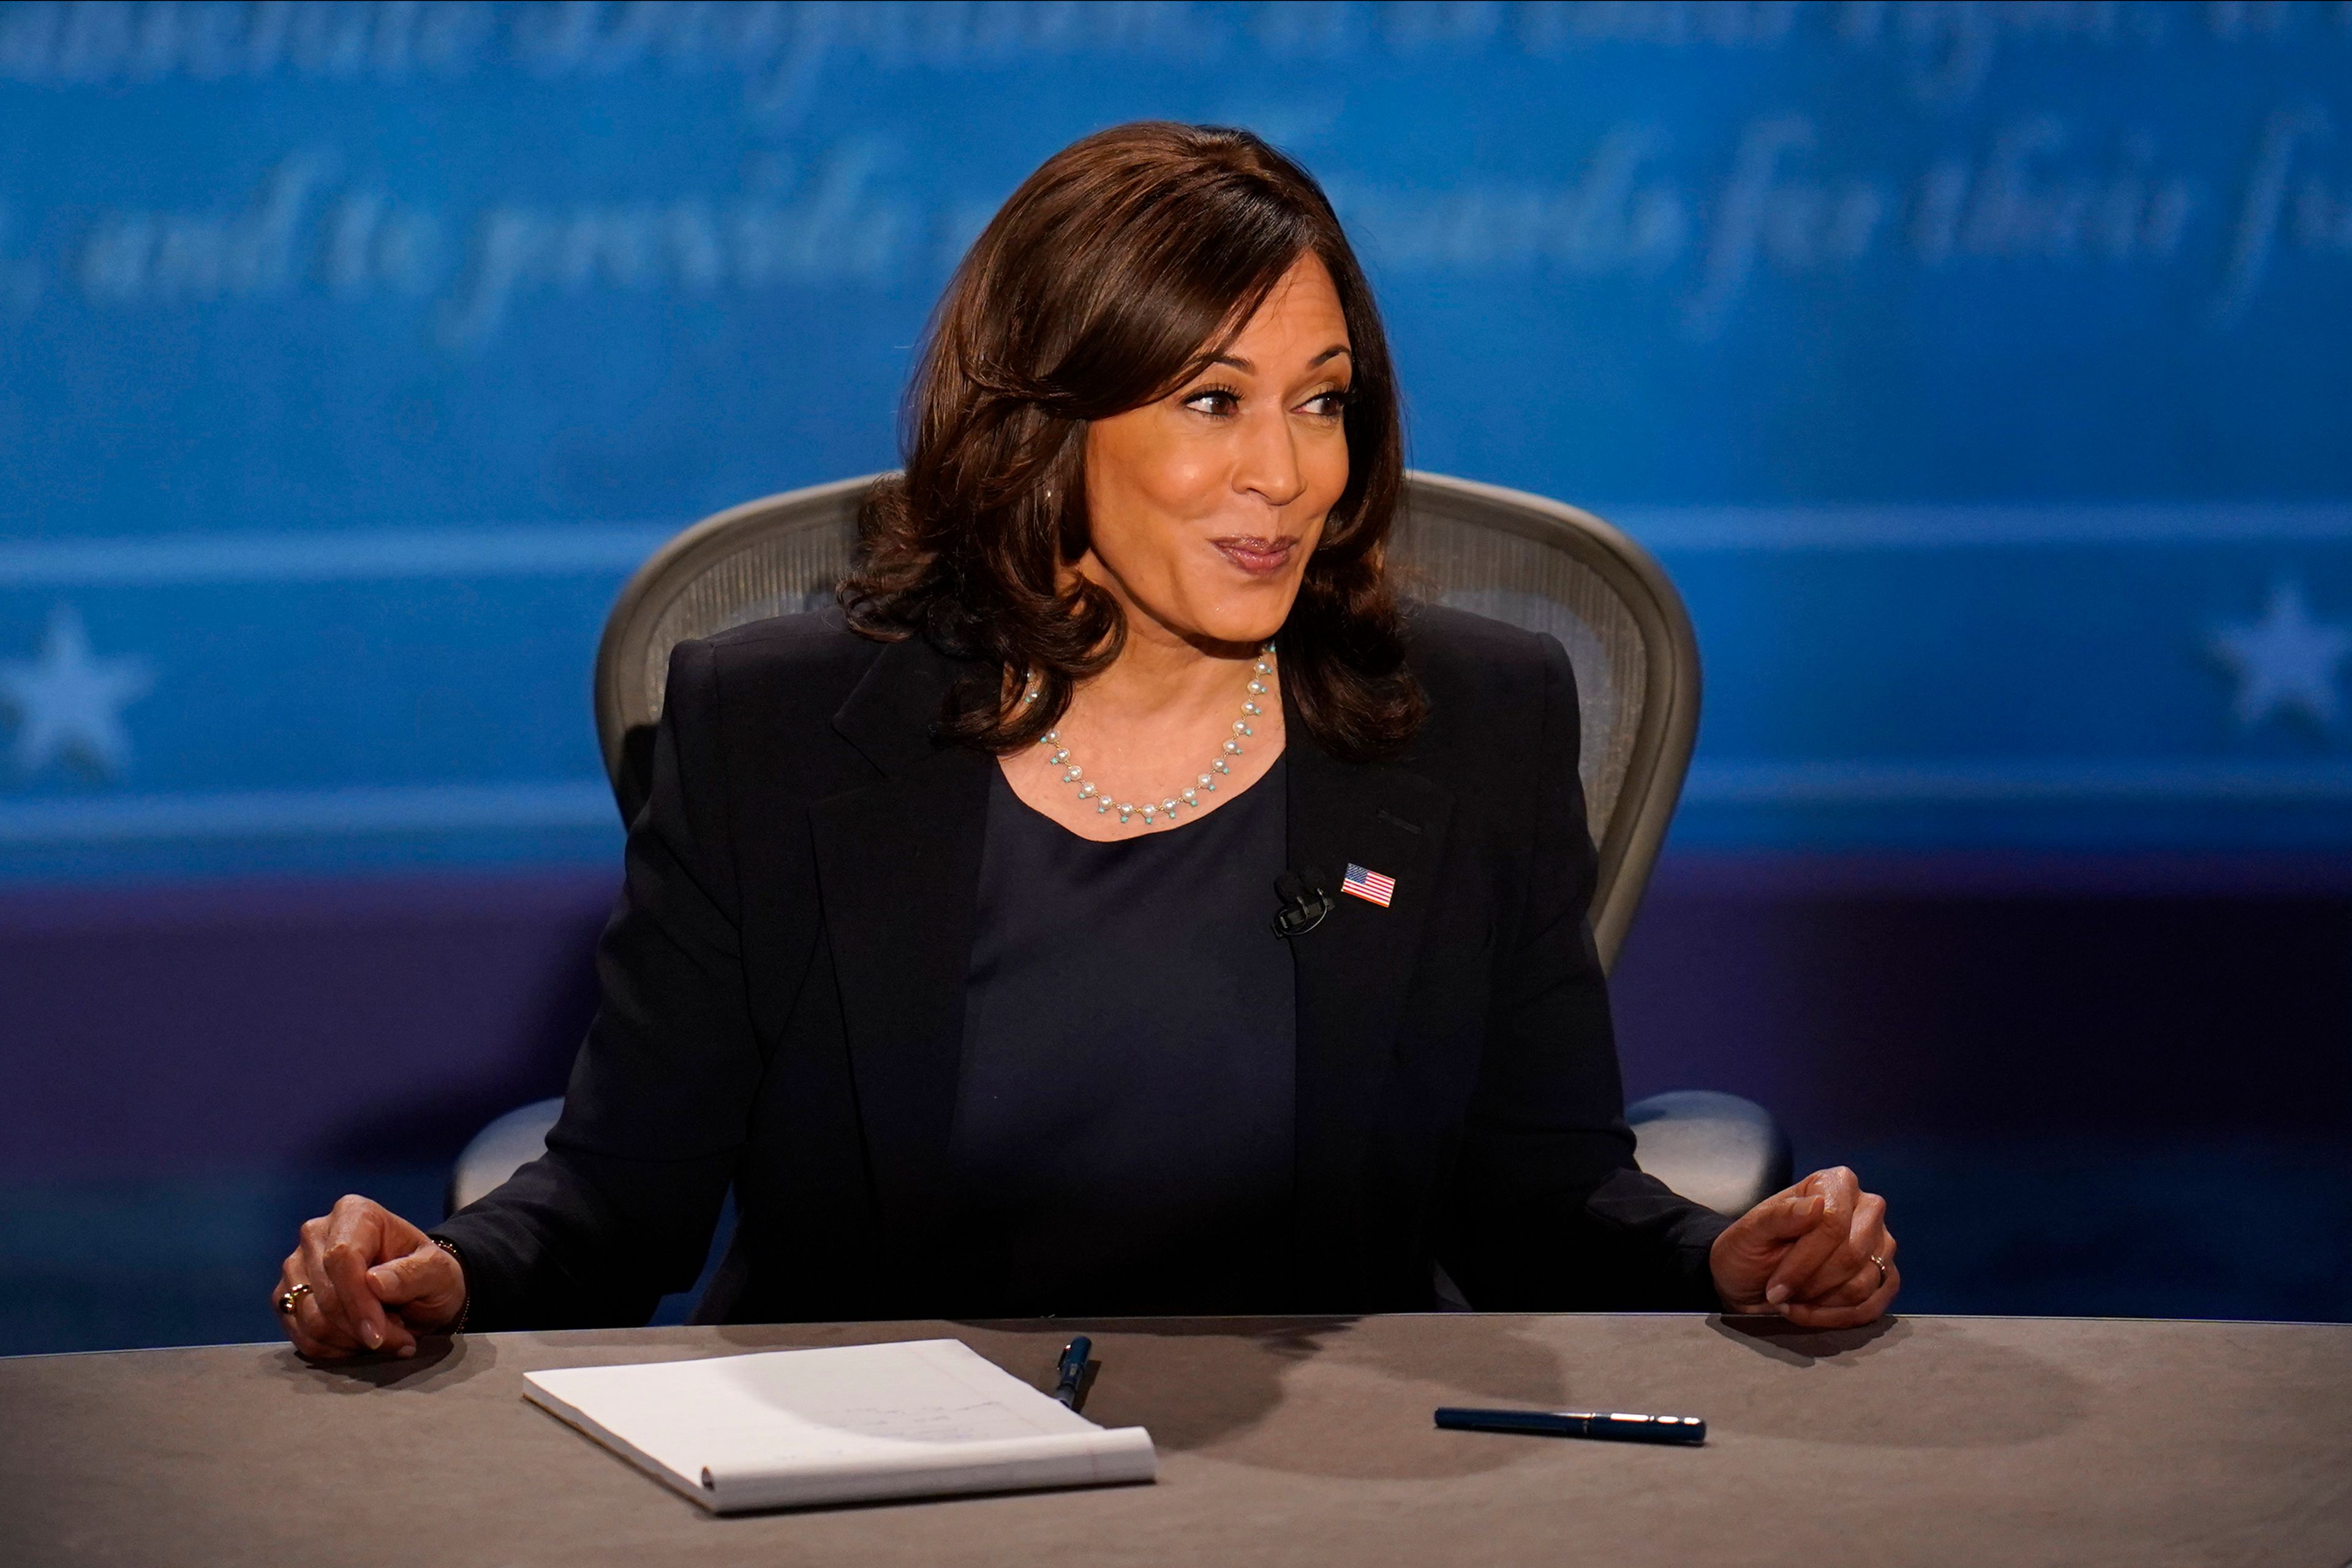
[450,472,1792,1228]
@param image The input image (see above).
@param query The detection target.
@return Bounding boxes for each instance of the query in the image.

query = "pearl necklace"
[1023,646,1273,829]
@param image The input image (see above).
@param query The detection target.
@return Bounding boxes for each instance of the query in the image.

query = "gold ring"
[1869,1254,1890,1290]
[277,1282,313,1316]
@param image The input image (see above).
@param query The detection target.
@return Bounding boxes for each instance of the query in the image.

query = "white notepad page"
[522,1338,1158,1513]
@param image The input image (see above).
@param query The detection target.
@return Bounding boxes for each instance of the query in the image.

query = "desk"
[2,1314,2346,1566]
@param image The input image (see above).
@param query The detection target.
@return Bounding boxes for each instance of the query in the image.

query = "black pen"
[1051,1335,1093,1411]
[1434,1407,1706,1446]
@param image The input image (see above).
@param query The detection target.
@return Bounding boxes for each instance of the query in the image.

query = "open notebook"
[522,1338,1158,1513]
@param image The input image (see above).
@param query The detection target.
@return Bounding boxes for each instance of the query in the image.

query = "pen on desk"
[1051,1335,1093,1411]
[1434,1407,1706,1446]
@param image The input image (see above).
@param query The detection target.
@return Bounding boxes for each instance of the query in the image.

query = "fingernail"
[361,1321,382,1349]
[1765,1283,1789,1305]
[398,1344,416,1359]
[369,1265,398,1292]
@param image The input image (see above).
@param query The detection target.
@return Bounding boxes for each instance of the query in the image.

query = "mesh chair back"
[595,472,1699,970]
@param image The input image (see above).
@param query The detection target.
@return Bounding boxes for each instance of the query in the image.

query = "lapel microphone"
[1272,867,1334,938]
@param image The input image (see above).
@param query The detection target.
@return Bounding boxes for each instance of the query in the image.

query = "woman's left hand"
[1708,1166,1899,1328]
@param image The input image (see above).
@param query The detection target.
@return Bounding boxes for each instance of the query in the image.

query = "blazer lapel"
[806,636,991,1245]
[1284,711,1455,1284]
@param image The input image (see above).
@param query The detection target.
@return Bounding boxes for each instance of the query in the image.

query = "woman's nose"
[1233,408,1307,508]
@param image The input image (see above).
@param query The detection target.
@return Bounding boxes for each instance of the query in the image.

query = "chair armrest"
[1627,1090,1793,1219]
[445,1097,563,1218]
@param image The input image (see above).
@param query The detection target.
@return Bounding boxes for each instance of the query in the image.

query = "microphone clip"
[1272,869,1334,939]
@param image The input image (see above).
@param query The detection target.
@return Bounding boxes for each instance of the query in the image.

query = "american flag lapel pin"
[1341,863,1396,908]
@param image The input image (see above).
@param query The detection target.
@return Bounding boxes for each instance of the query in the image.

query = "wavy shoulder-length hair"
[841,120,1423,762]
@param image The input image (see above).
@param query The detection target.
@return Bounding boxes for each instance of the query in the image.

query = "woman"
[274,123,1897,1361]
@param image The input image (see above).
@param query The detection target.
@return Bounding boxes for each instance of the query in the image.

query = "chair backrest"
[594,472,1699,970]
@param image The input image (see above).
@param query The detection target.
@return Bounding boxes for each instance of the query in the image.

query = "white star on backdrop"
[0,605,154,777]
[2211,582,2352,730]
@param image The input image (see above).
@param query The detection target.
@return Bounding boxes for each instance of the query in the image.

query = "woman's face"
[1079,252,1352,653]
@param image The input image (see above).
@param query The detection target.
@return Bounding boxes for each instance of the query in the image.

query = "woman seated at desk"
[273,122,1899,1360]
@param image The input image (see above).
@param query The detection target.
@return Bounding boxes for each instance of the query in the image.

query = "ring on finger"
[277,1281,314,1316]
[1869,1254,1890,1291]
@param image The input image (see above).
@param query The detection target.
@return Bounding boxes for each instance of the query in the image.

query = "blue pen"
[1051,1335,1093,1411]
[1435,1407,1706,1446]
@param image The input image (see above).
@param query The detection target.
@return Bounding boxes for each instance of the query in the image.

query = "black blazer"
[436,605,1729,1327]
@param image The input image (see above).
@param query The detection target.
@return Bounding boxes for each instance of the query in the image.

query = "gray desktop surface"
[3,1313,2346,1566]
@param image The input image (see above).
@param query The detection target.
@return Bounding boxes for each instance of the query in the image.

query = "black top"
[948,760,1296,1316]
[436,606,1732,1331]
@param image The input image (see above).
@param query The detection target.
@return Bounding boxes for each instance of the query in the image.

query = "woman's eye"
[1183,388,1239,417]
[1302,389,1351,419]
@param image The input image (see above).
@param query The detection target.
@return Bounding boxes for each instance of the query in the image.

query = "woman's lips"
[1211,536,1297,575]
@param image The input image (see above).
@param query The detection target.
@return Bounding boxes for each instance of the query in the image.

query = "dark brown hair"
[841,120,1423,761]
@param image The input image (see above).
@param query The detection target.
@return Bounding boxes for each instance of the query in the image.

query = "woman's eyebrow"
[1200,344,1352,375]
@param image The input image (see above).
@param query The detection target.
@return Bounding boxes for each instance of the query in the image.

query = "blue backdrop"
[2,0,2350,878]
[7,2,2352,1354]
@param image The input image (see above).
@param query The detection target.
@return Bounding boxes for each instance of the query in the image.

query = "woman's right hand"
[272,1194,467,1361]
